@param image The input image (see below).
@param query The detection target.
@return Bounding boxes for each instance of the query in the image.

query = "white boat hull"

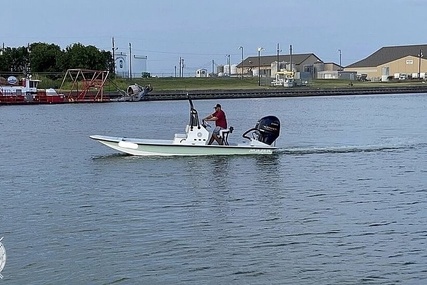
[90,135,276,156]
[90,99,280,157]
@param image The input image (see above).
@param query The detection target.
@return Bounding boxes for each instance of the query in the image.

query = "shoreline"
[143,85,427,101]
[1,85,426,105]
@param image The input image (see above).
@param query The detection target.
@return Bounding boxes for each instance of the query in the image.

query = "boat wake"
[277,142,426,155]
[91,143,426,159]
[91,153,129,160]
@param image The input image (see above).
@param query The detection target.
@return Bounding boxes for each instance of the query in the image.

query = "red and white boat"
[0,75,65,104]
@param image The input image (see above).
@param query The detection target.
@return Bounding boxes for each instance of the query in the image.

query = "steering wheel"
[202,120,211,129]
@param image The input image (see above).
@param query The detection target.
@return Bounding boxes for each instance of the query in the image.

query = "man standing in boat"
[203,103,228,145]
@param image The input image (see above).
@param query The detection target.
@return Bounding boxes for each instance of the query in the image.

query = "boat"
[0,76,65,104]
[116,83,153,101]
[90,99,281,156]
[0,69,115,105]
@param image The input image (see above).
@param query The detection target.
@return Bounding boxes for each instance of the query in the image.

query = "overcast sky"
[1,0,426,75]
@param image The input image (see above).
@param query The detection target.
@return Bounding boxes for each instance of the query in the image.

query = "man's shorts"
[213,126,224,136]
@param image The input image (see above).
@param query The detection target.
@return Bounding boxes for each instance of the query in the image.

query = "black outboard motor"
[243,116,280,145]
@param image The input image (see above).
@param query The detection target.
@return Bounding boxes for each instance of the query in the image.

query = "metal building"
[345,44,427,81]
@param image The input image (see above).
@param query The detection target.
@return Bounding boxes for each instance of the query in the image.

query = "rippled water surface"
[1,94,426,284]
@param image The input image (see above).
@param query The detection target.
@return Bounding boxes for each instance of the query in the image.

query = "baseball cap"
[214,104,221,108]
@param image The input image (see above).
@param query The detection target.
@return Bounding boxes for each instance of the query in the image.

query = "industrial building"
[229,44,426,82]
[234,53,348,82]
[237,53,324,79]
[344,44,427,81]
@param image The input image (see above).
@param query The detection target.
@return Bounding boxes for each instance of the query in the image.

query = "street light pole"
[338,49,342,69]
[239,46,244,79]
[257,47,264,86]
[418,49,423,79]
[226,54,230,76]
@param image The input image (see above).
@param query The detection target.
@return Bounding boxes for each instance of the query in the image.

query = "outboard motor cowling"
[242,116,281,145]
[254,116,280,145]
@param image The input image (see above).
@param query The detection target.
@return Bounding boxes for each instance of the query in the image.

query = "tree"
[58,43,112,71]
[0,46,29,73]
[29,42,62,73]
[1,42,113,75]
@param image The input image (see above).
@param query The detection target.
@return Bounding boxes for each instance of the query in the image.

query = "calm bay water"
[0,94,426,284]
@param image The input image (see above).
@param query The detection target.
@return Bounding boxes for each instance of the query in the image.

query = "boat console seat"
[218,127,234,145]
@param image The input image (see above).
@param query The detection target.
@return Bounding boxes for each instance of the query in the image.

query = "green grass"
[109,77,263,91]
[112,78,427,91]
[35,75,427,92]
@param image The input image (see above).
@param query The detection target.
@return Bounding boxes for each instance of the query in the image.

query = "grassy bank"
[106,77,427,92]
[37,74,427,92]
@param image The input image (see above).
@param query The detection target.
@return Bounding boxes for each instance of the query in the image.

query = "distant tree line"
[0,42,113,78]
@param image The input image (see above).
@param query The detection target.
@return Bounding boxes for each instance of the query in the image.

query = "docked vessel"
[116,83,153,101]
[90,99,281,156]
[0,76,64,104]
[0,69,114,105]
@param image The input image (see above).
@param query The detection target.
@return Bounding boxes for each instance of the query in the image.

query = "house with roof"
[345,44,427,81]
[237,53,323,79]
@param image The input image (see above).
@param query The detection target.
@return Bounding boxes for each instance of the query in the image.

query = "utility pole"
[276,43,280,72]
[129,43,132,79]
[112,37,116,74]
[179,57,182,77]
[418,49,423,79]
[289,45,293,72]
[26,43,31,76]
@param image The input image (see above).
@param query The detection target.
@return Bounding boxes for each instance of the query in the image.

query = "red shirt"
[213,109,227,129]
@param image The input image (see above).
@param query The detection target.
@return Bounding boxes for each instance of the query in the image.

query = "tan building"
[345,44,427,81]
[237,53,322,78]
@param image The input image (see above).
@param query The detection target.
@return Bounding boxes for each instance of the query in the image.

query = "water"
[1,94,426,284]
